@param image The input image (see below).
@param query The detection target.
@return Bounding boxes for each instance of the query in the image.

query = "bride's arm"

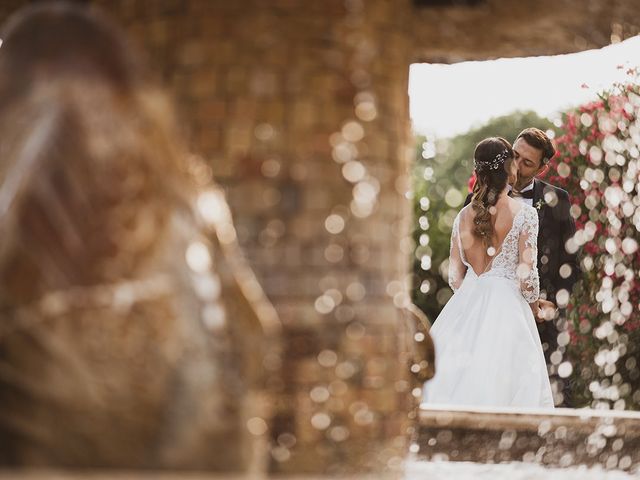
[518,208,540,304]
[448,214,466,292]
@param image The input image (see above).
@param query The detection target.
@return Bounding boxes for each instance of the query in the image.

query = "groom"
[464,128,579,407]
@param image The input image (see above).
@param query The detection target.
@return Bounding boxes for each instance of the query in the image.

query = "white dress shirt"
[509,181,535,207]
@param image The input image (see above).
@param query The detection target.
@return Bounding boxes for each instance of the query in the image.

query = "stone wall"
[72,0,418,474]
[411,0,640,62]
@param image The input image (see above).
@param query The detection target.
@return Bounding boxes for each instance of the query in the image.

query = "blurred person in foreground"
[0,1,278,470]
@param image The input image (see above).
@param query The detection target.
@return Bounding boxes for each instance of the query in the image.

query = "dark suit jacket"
[463,178,579,305]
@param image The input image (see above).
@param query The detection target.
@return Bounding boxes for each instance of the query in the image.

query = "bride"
[423,137,554,408]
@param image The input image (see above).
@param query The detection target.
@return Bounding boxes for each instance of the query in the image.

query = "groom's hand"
[529,300,541,321]
[537,299,557,322]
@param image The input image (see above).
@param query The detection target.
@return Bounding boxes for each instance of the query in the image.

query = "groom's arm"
[463,192,472,207]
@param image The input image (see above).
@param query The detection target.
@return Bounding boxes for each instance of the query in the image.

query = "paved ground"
[0,461,638,480]
[405,460,639,479]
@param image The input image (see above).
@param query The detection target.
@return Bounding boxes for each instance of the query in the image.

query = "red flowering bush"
[542,73,640,410]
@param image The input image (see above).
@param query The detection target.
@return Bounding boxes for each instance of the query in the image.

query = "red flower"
[467,171,477,193]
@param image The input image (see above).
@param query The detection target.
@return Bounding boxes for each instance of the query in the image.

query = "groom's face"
[513,138,545,189]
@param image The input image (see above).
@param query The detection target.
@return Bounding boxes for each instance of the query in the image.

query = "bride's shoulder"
[517,204,539,228]
[457,204,473,223]
[521,203,538,218]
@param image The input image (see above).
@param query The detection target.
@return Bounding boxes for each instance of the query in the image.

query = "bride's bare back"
[458,196,524,276]
[448,193,540,306]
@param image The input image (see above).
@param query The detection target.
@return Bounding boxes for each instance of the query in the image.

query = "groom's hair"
[515,128,555,166]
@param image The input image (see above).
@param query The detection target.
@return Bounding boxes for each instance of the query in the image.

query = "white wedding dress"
[423,204,554,408]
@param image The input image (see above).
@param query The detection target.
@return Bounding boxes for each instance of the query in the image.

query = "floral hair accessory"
[475,149,510,172]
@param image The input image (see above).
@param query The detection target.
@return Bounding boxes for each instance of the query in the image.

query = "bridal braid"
[470,137,514,248]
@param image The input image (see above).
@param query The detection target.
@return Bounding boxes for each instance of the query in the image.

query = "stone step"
[414,405,640,471]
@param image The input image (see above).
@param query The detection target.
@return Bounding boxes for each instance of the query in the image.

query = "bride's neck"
[497,186,510,200]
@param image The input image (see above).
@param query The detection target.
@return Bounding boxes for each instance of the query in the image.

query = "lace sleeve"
[517,207,540,303]
[448,213,466,292]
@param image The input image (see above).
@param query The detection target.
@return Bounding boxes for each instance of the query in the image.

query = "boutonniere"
[534,199,546,211]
